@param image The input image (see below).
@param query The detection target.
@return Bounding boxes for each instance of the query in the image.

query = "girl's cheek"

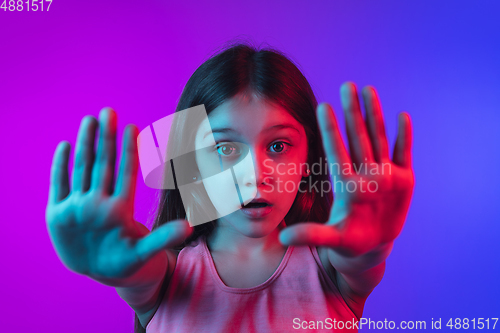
[265,161,304,195]
[202,169,244,217]
[193,149,257,220]
[273,161,303,180]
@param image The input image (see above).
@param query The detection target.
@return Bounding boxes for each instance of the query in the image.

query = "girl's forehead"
[194,95,307,149]
[206,96,303,132]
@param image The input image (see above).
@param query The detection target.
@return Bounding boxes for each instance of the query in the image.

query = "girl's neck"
[206,219,287,258]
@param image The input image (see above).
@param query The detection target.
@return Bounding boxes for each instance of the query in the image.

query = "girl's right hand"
[45,108,192,281]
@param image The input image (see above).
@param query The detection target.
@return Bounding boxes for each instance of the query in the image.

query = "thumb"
[279,222,343,249]
[134,219,193,263]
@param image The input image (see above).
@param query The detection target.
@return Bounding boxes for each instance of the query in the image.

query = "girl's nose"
[242,149,272,187]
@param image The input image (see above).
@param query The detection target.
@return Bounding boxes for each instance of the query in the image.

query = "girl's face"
[194,92,308,238]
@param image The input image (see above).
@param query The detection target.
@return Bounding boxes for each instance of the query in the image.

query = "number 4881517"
[1,0,53,11]
[446,318,498,329]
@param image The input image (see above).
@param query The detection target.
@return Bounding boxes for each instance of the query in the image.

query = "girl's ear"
[302,166,311,177]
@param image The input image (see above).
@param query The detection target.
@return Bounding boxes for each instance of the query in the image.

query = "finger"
[362,86,390,163]
[115,124,139,203]
[72,116,97,193]
[49,141,71,205]
[134,220,193,263]
[279,223,342,249]
[393,112,413,168]
[340,82,375,166]
[90,108,118,195]
[317,102,352,178]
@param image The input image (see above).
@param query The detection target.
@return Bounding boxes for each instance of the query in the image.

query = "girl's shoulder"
[166,235,205,279]
[142,237,203,328]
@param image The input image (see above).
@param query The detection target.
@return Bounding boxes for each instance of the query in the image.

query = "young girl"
[46,43,414,332]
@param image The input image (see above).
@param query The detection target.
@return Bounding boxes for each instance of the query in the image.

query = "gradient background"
[1,1,499,332]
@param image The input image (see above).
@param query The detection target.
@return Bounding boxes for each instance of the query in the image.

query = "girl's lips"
[240,205,273,219]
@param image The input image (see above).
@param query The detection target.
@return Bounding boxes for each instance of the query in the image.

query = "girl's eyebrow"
[203,127,237,139]
[264,123,300,134]
[204,123,300,139]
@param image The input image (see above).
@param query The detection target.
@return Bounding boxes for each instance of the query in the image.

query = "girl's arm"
[46,108,192,326]
[114,246,180,327]
[281,83,414,318]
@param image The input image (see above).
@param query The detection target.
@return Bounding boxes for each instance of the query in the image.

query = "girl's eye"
[216,143,240,156]
[269,141,290,154]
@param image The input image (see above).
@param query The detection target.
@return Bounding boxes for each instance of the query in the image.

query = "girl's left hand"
[279,82,414,260]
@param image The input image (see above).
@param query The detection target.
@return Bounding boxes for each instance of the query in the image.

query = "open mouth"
[242,198,272,209]
[242,202,269,208]
[240,199,273,218]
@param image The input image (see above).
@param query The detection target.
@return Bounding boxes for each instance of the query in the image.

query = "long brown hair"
[134,41,333,332]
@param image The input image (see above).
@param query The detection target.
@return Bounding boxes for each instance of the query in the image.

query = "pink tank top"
[146,235,358,332]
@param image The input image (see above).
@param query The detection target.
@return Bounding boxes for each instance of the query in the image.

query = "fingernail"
[340,84,352,108]
[100,107,115,121]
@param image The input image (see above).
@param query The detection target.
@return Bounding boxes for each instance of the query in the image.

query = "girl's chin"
[236,228,277,239]
[226,213,284,237]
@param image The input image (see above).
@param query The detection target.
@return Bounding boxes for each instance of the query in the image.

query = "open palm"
[279,82,414,258]
[45,108,191,281]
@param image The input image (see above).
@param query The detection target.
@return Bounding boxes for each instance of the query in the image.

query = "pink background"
[1,1,499,332]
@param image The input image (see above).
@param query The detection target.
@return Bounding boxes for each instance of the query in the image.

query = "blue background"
[1,1,499,331]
